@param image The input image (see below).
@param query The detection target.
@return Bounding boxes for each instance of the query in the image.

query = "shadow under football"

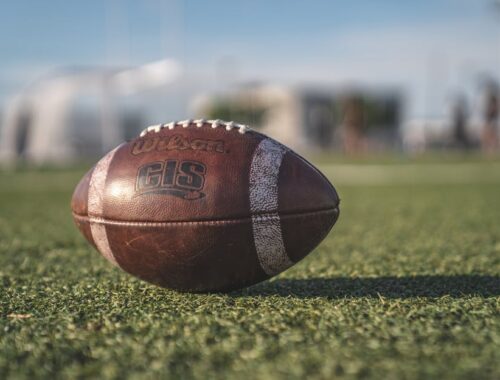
[234,275,500,299]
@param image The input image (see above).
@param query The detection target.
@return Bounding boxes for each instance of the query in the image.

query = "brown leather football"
[71,119,340,292]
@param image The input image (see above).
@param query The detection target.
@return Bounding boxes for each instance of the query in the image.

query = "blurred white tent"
[0,59,181,165]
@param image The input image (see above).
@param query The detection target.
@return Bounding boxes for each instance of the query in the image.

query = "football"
[71,119,340,292]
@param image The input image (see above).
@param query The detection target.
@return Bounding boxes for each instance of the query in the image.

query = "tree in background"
[482,81,499,153]
[451,94,471,149]
[342,95,366,155]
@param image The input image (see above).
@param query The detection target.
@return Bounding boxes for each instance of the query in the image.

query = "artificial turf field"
[1,157,499,379]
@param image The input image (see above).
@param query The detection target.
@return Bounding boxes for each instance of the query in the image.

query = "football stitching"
[73,207,339,227]
[140,119,250,137]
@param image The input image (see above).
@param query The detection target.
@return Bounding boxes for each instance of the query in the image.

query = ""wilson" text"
[131,135,225,155]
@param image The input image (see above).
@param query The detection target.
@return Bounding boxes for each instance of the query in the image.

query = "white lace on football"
[140,119,249,137]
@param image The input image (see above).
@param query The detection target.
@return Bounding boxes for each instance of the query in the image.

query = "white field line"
[320,163,500,185]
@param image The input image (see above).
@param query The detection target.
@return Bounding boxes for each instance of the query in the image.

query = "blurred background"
[0,0,499,164]
[2,3,500,378]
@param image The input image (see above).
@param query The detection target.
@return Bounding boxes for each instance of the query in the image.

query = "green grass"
[0,158,499,379]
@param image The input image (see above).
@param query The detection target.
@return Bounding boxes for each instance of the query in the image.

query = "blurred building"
[192,84,402,153]
[402,117,483,153]
[0,60,180,165]
[402,83,500,153]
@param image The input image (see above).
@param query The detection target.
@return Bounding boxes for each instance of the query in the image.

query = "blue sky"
[0,0,499,120]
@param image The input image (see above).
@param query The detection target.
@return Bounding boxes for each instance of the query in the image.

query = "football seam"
[72,207,339,227]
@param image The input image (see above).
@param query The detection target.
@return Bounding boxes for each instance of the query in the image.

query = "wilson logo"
[136,160,206,200]
[131,134,225,155]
